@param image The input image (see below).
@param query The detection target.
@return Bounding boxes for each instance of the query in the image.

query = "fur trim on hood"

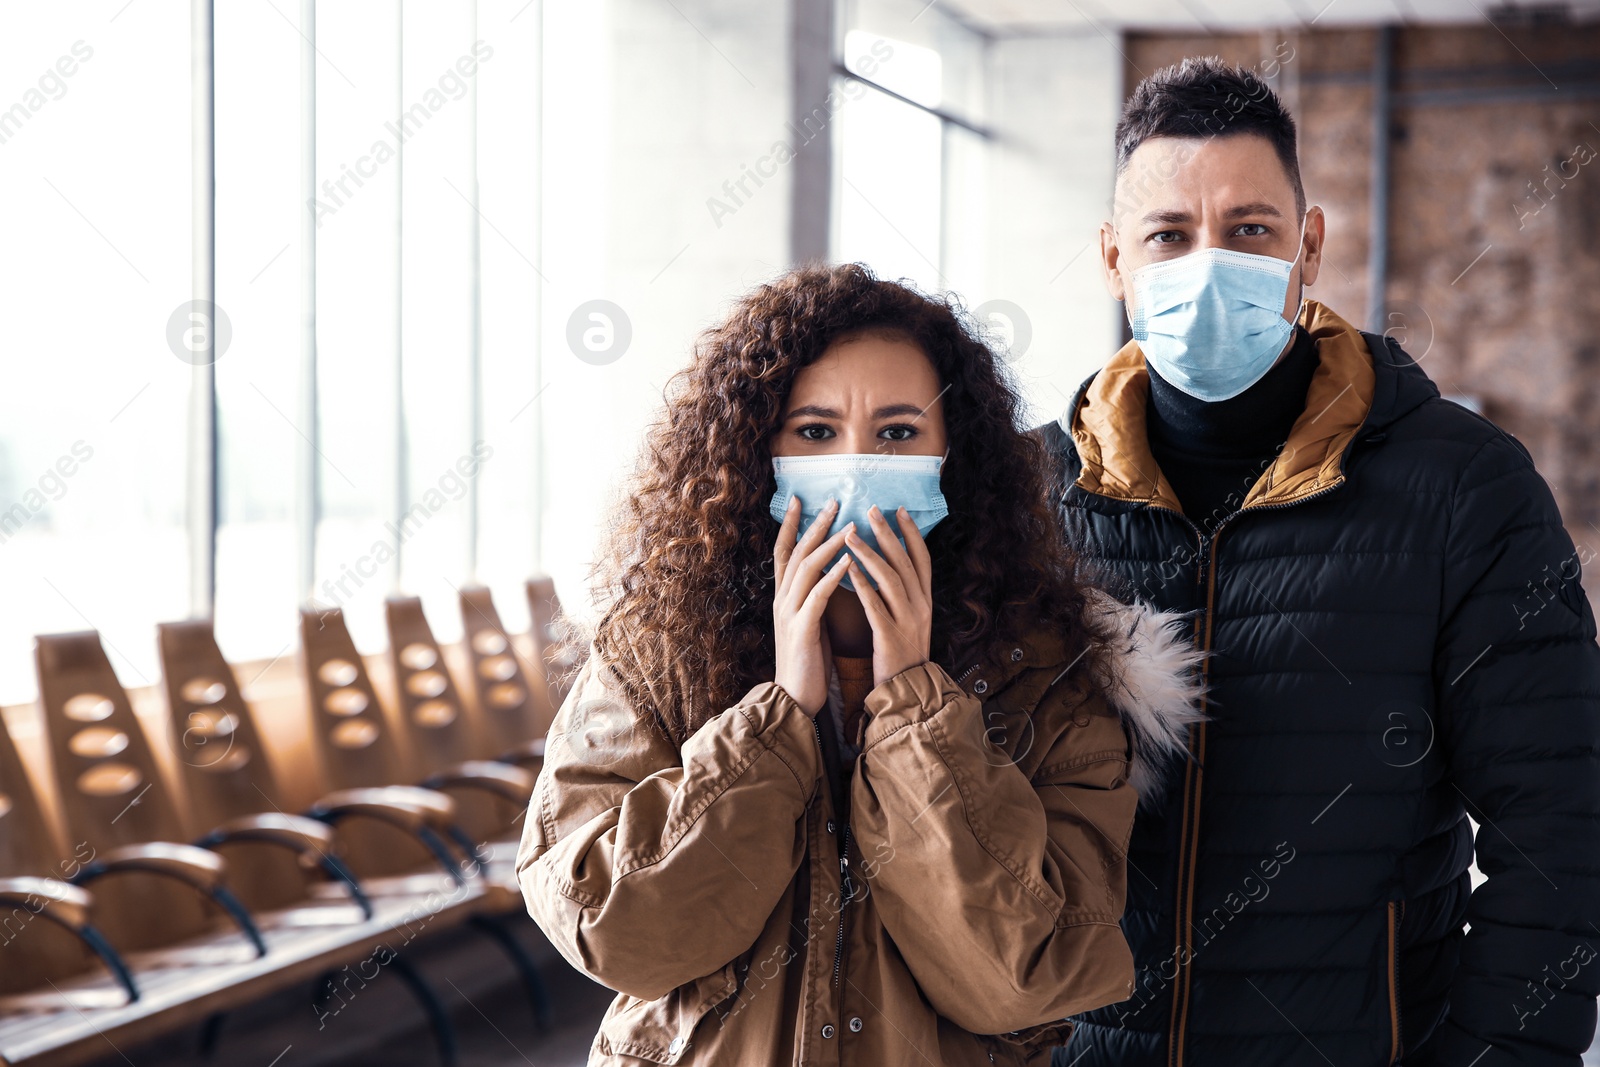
[1083,588,1210,812]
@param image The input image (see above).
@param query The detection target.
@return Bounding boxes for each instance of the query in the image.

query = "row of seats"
[0,577,579,1067]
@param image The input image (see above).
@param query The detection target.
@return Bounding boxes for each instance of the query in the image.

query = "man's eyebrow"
[1140,208,1192,226]
[781,402,931,421]
[1224,201,1285,220]
[1138,202,1286,227]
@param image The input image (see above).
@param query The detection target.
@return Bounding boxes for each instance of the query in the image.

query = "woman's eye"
[879,424,917,442]
[797,423,834,441]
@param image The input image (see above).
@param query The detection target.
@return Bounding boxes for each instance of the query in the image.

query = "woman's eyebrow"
[781,402,931,422]
[782,404,840,421]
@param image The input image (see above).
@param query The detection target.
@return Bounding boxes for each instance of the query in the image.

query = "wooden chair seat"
[0,882,487,1066]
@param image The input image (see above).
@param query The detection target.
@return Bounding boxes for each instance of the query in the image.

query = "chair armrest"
[69,844,266,958]
[195,813,372,919]
[494,737,545,772]
[307,787,470,886]
[197,812,335,855]
[0,877,140,1004]
[419,761,535,805]
[310,786,456,830]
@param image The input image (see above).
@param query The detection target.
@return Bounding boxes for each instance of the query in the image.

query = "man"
[1035,56,1600,1066]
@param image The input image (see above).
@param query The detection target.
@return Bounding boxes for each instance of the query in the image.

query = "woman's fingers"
[785,523,854,606]
[848,558,892,627]
[776,496,837,596]
[896,505,933,595]
[845,519,907,609]
[801,554,853,618]
[861,505,920,599]
[773,493,800,588]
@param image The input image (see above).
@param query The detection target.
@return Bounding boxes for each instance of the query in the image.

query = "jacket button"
[848,1016,863,1032]
[1010,647,1024,661]
[826,819,835,834]
[668,1036,684,1054]
[973,679,988,694]
[821,1024,835,1039]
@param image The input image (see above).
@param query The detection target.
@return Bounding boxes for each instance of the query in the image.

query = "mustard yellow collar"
[1064,299,1377,513]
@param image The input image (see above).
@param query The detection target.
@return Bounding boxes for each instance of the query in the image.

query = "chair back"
[458,586,536,752]
[33,631,209,950]
[384,596,474,776]
[0,715,98,995]
[34,632,184,853]
[156,619,284,830]
[526,576,579,732]
[297,608,403,790]
[0,713,60,880]
[298,608,431,877]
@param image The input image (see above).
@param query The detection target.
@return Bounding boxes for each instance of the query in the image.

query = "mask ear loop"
[1286,210,1312,329]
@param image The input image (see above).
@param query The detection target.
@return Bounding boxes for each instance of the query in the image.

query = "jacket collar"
[1060,298,1379,512]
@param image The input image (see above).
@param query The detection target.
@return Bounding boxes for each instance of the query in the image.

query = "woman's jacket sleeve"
[849,659,1139,1035]
[515,647,822,1001]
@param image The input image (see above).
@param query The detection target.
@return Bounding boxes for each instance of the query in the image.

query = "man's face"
[1100,132,1325,330]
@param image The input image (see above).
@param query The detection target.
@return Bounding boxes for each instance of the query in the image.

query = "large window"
[832,0,990,301]
[0,1,546,702]
[0,0,800,704]
[0,4,192,702]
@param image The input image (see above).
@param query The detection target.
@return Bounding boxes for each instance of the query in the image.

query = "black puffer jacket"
[1036,299,1600,1067]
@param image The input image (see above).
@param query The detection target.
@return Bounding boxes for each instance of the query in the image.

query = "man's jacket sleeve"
[1433,430,1600,1065]
[515,647,821,1002]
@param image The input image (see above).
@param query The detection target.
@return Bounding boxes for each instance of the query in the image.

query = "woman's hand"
[845,505,933,689]
[773,494,854,716]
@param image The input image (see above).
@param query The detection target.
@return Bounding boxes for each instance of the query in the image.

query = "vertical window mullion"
[297,0,320,608]
[190,0,218,617]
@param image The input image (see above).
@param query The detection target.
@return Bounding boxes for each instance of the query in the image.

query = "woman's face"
[770,332,948,458]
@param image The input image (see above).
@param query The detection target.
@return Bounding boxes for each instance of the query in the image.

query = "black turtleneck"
[1144,324,1319,535]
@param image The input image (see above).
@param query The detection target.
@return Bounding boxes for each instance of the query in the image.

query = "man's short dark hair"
[1114,55,1305,217]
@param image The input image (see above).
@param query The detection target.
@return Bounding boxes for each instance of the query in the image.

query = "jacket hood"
[1082,588,1210,812]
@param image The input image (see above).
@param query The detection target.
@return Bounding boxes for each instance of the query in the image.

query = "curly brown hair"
[578,262,1099,745]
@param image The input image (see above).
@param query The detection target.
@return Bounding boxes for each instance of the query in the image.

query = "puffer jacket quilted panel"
[1041,300,1600,1067]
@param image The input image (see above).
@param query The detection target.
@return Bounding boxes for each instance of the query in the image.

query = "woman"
[515,263,1207,1066]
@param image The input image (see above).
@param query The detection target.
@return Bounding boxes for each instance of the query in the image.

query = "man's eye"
[1150,231,1184,244]
[797,424,834,441]
[1235,223,1269,236]
[880,424,916,442]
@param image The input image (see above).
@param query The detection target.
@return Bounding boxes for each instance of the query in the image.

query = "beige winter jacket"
[516,590,1206,1066]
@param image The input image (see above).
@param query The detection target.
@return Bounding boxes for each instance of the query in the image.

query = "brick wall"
[1127,25,1600,594]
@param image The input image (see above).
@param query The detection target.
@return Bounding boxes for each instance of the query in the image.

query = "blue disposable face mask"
[768,452,948,593]
[1128,213,1309,402]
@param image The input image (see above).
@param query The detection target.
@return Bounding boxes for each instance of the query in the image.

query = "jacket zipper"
[1159,481,1348,1067]
[1387,899,1404,1064]
[835,823,853,987]
[814,657,984,998]
[812,713,854,990]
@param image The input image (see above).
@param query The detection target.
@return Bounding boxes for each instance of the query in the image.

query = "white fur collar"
[1083,588,1210,812]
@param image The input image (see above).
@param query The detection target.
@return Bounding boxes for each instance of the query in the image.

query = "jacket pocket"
[595,960,740,1064]
[1385,900,1404,1065]
[991,1018,1073,1065]
[972,1030,1036,1062]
